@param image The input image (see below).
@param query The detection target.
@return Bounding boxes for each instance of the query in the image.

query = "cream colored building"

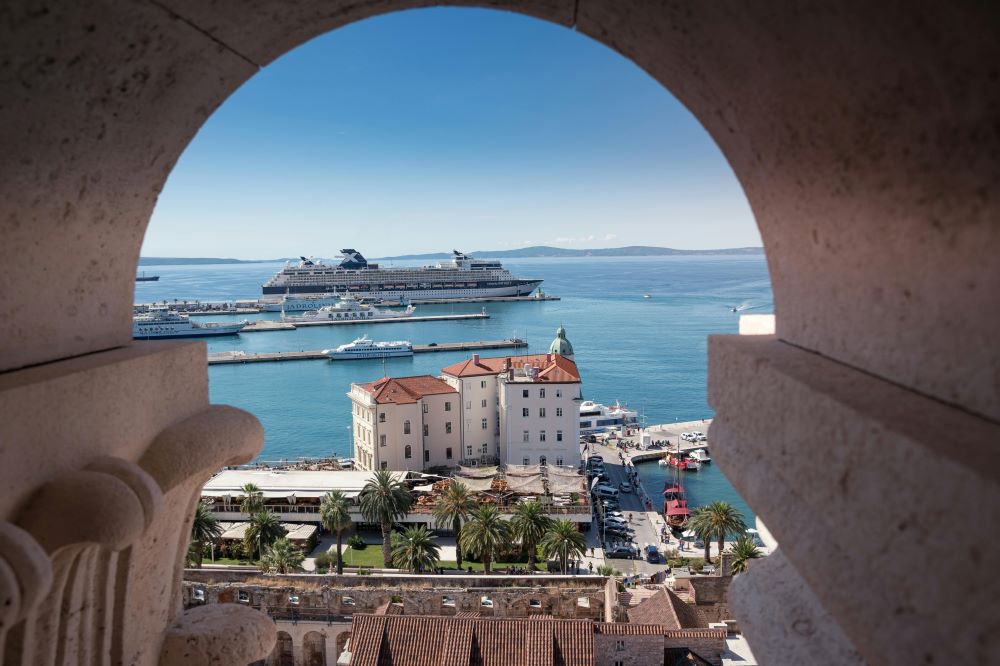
[348,376,461,472]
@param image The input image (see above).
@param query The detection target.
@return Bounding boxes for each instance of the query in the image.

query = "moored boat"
[323,335,413,360]
[132,306,246,339]
[281,294,415,323]
[690,449,711,464]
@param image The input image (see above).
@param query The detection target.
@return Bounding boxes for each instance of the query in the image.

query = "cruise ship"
[579,400,640,434]
[133,306,247,339]
[261,249,542,299]
[323,336,413,360]
[281,294,415,323]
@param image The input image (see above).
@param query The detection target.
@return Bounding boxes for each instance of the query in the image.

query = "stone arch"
[1,3,997,665]
[302,631,327,666]
[269,631,294,666]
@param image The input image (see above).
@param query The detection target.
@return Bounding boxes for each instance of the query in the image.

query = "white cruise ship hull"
[132,322,245,339]
[264,282,540,300]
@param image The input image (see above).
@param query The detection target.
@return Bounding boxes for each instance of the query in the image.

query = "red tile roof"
[347,614,594,666]
[359,375,457,404]
[441,354,580,383]
[627,589,706,629]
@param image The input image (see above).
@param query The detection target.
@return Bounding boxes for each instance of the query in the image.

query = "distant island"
[138,245,763,265]
[376,245,764,260]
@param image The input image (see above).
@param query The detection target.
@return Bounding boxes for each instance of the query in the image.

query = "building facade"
[348,376,461,472]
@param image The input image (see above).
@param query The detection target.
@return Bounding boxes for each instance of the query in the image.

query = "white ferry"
[578,400,640,434]
[133,306,246,339]
[262,249,542,299]
[323,335,413,360]
[262,293,409,312]
[281,294,416,323]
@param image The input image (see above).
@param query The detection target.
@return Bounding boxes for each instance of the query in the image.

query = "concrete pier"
[207,338,527,365]
[289,312,489,327]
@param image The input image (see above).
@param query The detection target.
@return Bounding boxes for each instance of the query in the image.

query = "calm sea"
[135,255,772,521]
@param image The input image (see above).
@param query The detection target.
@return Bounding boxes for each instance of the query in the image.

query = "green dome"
[549,325,574,357]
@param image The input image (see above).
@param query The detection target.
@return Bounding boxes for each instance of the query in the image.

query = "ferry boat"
[261,249,542,299]
[280,294,416,323]
[579,400,639,435]
[323,335,413,360]
[689,449,711,464]
[262,294,352,312]
[132,306,246,339]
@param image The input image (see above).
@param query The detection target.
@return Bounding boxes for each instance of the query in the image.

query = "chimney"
[546,353,553,363]
[472,353,480,364]
[506,357,513,381]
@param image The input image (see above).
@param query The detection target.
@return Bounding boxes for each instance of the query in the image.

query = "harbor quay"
[206,338,528,365]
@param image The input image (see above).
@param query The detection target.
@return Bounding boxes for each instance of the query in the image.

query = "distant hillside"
[376,245,765,260]
[138,257,291,266]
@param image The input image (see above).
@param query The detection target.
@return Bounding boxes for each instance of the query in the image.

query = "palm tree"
[390,525,441,573]
[239,483,264,514]
[320,490,353,575]
[510,500,552,570]
[261,537,304,574]
[540,519,586,574]
[244,510,284,559]
[359,470,413,567]
[729,534,762,574]
[431,481,476,569]
[459,505,509,573]
[190,502,223,568]
[705,502,747,554]
[688,507,715,564]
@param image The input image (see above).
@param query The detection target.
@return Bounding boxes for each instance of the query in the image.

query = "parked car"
[604,517,629,529]
[696,433,707,442]
[619,481,633,493]
[593,485,619,499]
[605,526,634,539]
[681,432,694,441]
[602,500,620,511]
[605,545,637,559]
[587,454,603,462]
[645,544,661,563]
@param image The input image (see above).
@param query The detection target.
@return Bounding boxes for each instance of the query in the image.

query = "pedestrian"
[589,562,594,574]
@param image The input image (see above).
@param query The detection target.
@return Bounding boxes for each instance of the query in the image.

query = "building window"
[556,457,563,466]
[522,389,529,398]
[523,430,530,442]
[379,412,385,423]
[556,407,563,417]
[446,447,453,459]
[446,422,452,434]
[481,399,487,408]
[539,408,546,417]
[616,639,625,651]
[523,457,530,465]
[404,420,411,434]
[556,389,562,398]
[467,445,473,457]
[445,401,452,411]
[481,443,488,454]
[380,461,387,470]
[539,455,547,465]
[424,450,430,462]
[539,430,546,442]
[539,388,545,398]
[423,424,429,436]
[423,403,429,413]
[380,434,386,447]
[481,418,488,430]
[522,407,529,417]
[405,445,412,459]
[556,430,563,442]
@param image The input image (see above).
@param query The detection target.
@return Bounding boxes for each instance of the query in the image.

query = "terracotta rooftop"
[627,589,707,629]
[347,614,594,666]
[441,353,580,383]
[359,375,457,404]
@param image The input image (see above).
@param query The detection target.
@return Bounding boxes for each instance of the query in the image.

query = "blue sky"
[144,8,759,259]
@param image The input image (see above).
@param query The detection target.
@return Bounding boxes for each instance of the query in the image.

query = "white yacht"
[281,294,416,323]
[578,400,640,434]
[323,335,413,360]
[689,449,711,464]
[133,306,246,339]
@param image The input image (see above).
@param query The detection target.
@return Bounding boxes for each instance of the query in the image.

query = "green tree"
[390,525,441,573]
[510,500,552,570]
[540,519,587,574]
[689,501,746,564]
[239,483,264,514]
[190,502,223,568]
[261,537,304,574]
[244,510,284,559]
[459,505,509,573]
[320,490,352,575]
[729,534,762,574]
[431,481,476,569]
[359,470,413,567]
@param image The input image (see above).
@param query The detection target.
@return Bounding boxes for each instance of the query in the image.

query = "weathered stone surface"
[160,604,276,666]
[709,334,1000,664]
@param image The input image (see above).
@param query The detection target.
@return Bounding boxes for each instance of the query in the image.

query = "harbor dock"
[207,338,527,365]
